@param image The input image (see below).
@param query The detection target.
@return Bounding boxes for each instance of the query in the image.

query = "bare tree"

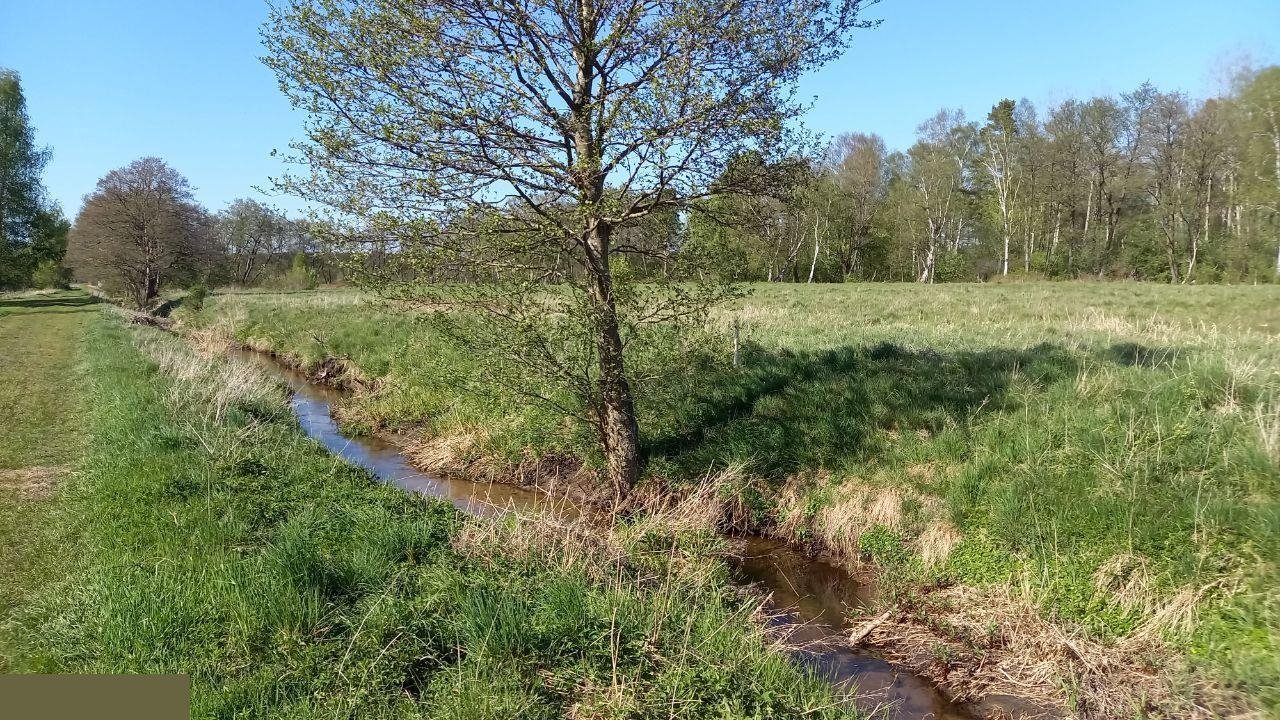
[66,158,209,309]
[265,0,877,493]
[1141,91,1191,283]
[216,198,290,285]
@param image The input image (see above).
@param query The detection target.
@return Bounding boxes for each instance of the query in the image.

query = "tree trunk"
[1049,209,1061,264]
[1164,219,1180,284]
[918,222,938,284]
[586,223,641,497]
[1001,225,1010,276]
[807,208,820,283]
[1188,178,1209,283]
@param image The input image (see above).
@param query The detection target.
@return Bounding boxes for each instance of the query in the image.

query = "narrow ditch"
[234,349,999,720]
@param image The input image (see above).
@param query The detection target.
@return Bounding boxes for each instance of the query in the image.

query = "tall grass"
[5,310,858,718]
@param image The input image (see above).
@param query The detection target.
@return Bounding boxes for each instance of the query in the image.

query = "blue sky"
[2,0,1276,218]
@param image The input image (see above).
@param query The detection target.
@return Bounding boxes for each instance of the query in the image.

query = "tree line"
[1,68,334,307]
[64,156,336,308]
[0,69,70,290]
[681,66,1280,284]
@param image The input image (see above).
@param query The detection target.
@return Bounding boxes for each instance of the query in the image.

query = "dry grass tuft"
[630,474,727,536]
[130,330,287,465]
[0,465,68,500]
[455,508,623,581]
[808,480,912,561]
[1255,396,1279,464]
[773,473,817,541]
[866,488,904,529]
[916,519,961,567]
[407,427,488,476]
[1123,578,1233,646]
[1093,553,1156,615]
[814,489,869,560]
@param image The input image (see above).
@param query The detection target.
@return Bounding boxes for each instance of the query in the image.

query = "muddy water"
[238,350,977,720]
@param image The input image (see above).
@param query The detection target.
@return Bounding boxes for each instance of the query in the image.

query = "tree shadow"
[1104,342,1181,369]
[645,341,1078,480]
[0,293,100,313]
[153,296,184,317]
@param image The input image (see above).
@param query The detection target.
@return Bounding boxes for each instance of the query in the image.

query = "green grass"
[0,290,98,644]
[4,306,855,718]
[0,290,97,468]
[186,282,1280,711]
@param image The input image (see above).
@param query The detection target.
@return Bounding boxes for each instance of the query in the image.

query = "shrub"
[268,254,319,291]
[186,282,209,311]
[30,260,71,289]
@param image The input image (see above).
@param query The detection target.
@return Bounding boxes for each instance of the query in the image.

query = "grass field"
[186,282,1280,715]
[2,295,855,718]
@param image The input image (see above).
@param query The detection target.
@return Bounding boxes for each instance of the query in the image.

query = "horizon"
[2,0,1277,219]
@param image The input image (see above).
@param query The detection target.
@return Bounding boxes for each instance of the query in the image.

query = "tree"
[265,0,877,493]
[0,69,53,289]
[66,158,211,309]
[1140,90,1191,282]
[825,132,887,278]
[1236,67,1280,275]
[215,198,290,285]
[979,99,1022,276]
[904,110,975,283]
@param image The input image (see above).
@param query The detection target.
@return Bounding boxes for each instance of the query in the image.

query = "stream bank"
[232,347,1055,720]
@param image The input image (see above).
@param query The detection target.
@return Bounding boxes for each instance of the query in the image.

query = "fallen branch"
[849,608,894,646]
[126,311,175,330]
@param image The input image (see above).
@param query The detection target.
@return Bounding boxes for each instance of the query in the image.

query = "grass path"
[0,291,97,469]
[0,290,97,654]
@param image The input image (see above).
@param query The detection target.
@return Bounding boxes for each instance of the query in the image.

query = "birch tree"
[979,99,1021,276]
[216,199,290,285]
[907,110,973,283]
[825,132,886,278]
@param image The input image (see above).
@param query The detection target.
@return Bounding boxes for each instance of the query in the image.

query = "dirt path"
[0,290,98,639]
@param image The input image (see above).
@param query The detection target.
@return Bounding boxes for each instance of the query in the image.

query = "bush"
[269,254,319,291]
[186,283,209,311]
[30,260,71,289]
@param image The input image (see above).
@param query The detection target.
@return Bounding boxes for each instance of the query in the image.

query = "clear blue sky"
[2,0,1276,218]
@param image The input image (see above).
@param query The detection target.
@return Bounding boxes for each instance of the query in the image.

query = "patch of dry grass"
[0,466,69,501]
[863,583,1256,720]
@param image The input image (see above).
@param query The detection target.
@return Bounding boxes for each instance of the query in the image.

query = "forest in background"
[4,63,1280,300]
[680,66,1280,284]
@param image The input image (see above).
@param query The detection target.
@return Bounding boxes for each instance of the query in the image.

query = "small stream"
[236,350,980,720]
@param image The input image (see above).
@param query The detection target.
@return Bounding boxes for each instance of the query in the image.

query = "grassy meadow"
[0,294,856,718]
[185,282,1280,714]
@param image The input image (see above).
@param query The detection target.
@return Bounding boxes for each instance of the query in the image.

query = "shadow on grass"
[1104,342,1182,369]
[0,293,100,313]
[646,341,1078,480]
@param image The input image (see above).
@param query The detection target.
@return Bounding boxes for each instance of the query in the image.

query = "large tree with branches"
[265,0,876,494]
[66,158,210,309]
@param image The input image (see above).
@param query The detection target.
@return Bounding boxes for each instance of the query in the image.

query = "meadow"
[0,292,855,718]
[185,282,1280,716]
